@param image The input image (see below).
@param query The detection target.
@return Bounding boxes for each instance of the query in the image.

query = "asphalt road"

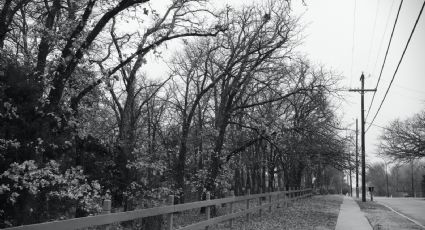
[375,197,425,227]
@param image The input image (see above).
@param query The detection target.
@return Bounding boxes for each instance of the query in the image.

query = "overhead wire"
[365,0,381,73]
[370,0,397,78]
[349,0,357,88]
[393,84,425,95]
[365,0,404,120]
[366,0,425,133]
[390,88,424,101]
[365,122,392,131]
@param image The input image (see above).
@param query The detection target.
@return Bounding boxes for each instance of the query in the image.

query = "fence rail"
[5,187,313,230]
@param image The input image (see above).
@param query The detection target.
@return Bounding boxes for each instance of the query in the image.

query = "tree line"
[367,161,425,197]
[370,109,425,197]
[0,0,350,227]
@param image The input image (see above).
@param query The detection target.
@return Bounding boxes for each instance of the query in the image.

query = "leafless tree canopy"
[379,111,425,162]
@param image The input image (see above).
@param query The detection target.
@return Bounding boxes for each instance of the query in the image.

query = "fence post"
[276,188,280,209]
[246,189,250,221]
[280,189,283,208]
[167,195,174,230]
[205,192,211,230]
[102,199,111,214]
[228,190,235,228]
[268,189,272,213]
[259,188,263,218]
[287,187,290,205]
[289,187,294,201]
[102,199,111,230]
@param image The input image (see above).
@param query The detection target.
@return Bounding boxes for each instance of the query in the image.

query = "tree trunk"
[175,122,189,203]
[115,77,137,210]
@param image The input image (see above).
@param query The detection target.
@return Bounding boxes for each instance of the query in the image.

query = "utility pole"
[356,119,359,198]
[385,161,389,197]
[349,73,376,202]
[411,160,415,197]
[349,157,352,197]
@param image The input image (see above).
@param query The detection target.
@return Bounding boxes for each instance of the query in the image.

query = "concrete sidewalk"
[335,196,372,230]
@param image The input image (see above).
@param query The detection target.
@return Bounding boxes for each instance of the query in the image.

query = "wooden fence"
[5,187,312,230]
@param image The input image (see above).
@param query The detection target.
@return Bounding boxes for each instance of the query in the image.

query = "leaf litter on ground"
[207,195,342,230]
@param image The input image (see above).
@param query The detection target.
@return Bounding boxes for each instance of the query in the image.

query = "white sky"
[290,0,425,164]
[146,0,425,164]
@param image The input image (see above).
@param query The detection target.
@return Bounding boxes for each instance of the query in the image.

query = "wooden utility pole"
[349,73,376,202]
[411,160,415,197]
[355,119,359,198]
[349,159,352,197]
[385,161,389,197]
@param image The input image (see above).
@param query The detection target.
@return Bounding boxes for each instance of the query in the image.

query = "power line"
[365,122,392,131]
[366,0,404,120]
[365,0,381,73]
[349,0,357,88]
[366,0,425,133]
[371,0,396,78]
[393,84,425,95]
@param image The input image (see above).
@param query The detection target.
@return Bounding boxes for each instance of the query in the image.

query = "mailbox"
[368,187,375,201]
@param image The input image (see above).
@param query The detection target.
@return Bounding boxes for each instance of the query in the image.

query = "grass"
[209,195,343,230]
[356,200,422,230]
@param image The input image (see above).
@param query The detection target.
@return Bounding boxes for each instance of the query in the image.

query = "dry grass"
[356,200,422,230]
[93,195,342,230]
[209,195,343,230]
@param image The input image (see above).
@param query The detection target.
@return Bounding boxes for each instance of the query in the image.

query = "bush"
[0,160,102,227]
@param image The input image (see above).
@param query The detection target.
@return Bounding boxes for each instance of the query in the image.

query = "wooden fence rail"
[5,188,313,230]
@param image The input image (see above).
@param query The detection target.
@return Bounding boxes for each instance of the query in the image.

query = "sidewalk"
[335,196,372,230]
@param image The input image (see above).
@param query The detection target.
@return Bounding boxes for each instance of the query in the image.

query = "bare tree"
[379,110,425,161]
[87,0,224,208]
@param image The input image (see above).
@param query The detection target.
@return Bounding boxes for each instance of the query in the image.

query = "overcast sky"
[148,0,425,164]
[288,0,425,164]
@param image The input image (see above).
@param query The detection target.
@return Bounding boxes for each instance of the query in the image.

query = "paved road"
[375,197,425,227]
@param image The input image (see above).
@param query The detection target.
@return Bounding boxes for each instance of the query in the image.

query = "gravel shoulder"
[356,199,423,230]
